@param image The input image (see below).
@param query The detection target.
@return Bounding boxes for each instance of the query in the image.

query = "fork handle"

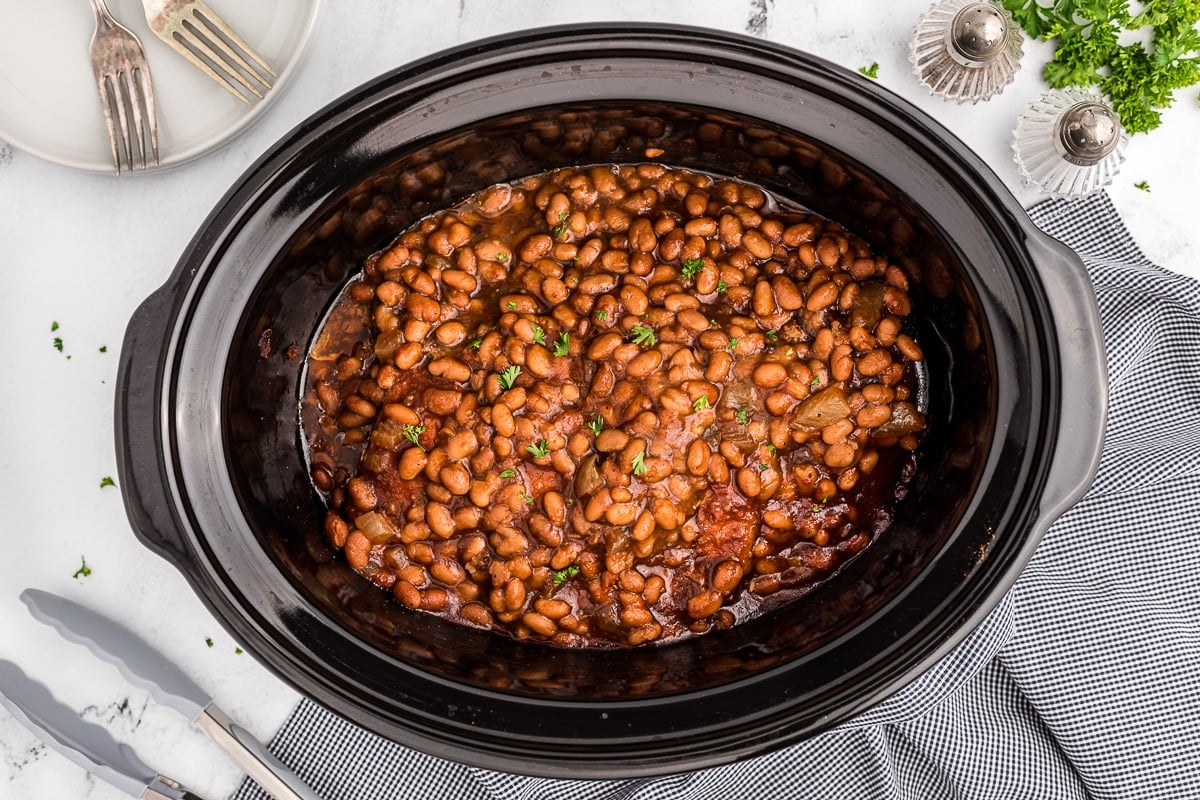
[88,0,115,25]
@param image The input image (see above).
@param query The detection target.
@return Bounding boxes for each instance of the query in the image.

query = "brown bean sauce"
[301,164,925,648]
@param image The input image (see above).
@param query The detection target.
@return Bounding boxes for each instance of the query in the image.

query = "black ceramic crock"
[116,25,1106,778]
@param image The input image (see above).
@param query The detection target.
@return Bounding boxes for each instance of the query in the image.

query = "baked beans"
[303,164,926,647]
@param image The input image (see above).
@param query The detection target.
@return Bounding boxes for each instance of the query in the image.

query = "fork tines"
[144,0,276,105]
[97,67,159,173]
[89,1,159,174]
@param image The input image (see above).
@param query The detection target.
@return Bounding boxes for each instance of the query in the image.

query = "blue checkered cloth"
[234,193,1200,800]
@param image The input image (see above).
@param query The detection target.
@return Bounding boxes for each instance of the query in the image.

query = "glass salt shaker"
[910,0,1023,103]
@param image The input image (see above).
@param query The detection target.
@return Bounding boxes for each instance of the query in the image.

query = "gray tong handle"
[20,589,209,720]
[196,704,321,800]
[0,660,202,799]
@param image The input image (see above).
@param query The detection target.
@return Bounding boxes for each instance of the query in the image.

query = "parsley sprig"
[552,564,580,585]
[630,449,648,476]
[403,424,426,449]
[526,439,551,458]
[498,365,522,390]
[553,332,570,357]
[630,324,656,346]
[1002,0,1200,134]
[680,257,704,281]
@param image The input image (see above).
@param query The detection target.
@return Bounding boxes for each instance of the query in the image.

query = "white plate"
[0,0,320,173]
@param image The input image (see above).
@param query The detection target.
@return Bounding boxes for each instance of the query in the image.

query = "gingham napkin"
[234,193,1200,800]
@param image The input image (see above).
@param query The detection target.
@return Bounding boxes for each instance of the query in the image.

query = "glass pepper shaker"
[1012,87,1128,198]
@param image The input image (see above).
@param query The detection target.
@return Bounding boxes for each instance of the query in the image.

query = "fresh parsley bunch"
[1003,0,1200,133]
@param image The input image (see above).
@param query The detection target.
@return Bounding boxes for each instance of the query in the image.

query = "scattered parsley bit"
[736,407,751,425]
[469,337,483,349]
[680,257,705,281]
[630,449,648,476]
[506,300,518,311]
[99,476,116,489]
[812,504,821,513]
[586,414,604,436]
[552,564,581,585]
[1001,0,1200,134]
[765,329,778,341]
[630,324,657,346]
[553,332,570,357]
[234,647,243,655]
[98,345,107,353]
[206,638,214,648]
[519,490,535,506]
[716,279,728,294]
[811,375,821,387]
[532,325,546,345]
[53,337,63,352]
[692,395,711,411]
[496,252,510,263]
[596,309,609,322]
[526,439,551,458]
[1135,180,1151,192]
[758,462,769,472]
[50,321,59,332]
[402,423,426,449]
[727,337,739,350]
[767,444,778,456]
[858,62,879,79]
[499,468,517,479]
[552,212,570,239]
[498,364,522,390]
[72,556,91,579]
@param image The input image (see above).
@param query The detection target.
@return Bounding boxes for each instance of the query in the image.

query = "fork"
[88,0,159,174]
[140,0,276,104]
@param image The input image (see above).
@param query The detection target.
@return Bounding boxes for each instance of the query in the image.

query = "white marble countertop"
[1,1,1197,798]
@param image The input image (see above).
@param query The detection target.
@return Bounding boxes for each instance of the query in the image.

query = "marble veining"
[746,0,773,36]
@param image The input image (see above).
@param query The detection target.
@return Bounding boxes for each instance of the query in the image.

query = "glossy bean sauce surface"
[303,164,926,648]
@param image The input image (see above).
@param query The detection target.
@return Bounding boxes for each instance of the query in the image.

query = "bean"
[825,441,857,468]
[627,349,663,378]
[736,466,762,497]
[442,430,476,461]
[742,230,773,259]
[426,503,455,538]
[857,350,893,377]
[523,612,557,636]
[816,238,840,268]
[579,274,617,295]
[806,281,839,311]
[883,286,912,316]
[435,321,468,346]
[345,531,371,570]
[535,598,572,620]
[443,269,477,293]
[705,351,733,383]
[440,463,472,496]
[857,404,892,428]
[632,510,656,542]
[684,217,717,237]
[398,447,427,480]
[394,580,421,609]
[430,558,466,585]
[606,503,639,526]
[421,588,449,611]
[520,234,553,262]
[428,357,471,383]
[596,429,630,452]
[687,589,723,619]
[711,560,745,593]
[492,403,515,437]
[752,362,787,389]
[896,334,924,361]
[876,317,901,346]
[822,418,855,444]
